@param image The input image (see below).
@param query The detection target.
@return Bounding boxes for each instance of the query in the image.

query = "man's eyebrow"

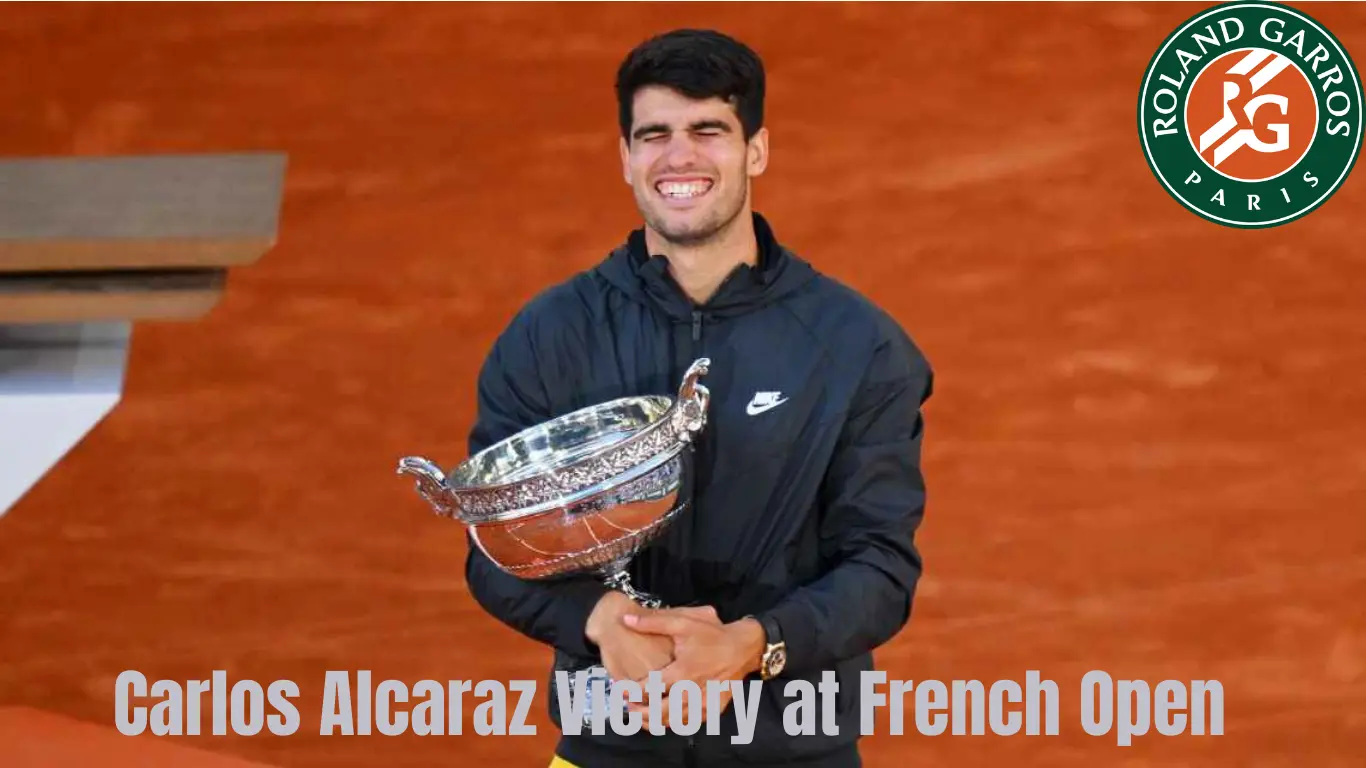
[632,122,671,140]
[688,119,733,133]
[631,119,734,140]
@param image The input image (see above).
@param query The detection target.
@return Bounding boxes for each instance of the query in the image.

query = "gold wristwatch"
[755,615,787,680]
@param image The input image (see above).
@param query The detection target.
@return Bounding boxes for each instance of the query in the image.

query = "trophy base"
[563,664,612,730]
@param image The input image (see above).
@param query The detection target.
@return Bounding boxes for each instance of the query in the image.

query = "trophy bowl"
[397,358,711,607]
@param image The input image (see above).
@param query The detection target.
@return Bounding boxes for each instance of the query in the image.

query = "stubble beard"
[638,182,748,248]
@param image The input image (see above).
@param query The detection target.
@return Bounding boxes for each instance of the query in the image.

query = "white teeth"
[657,181,711,198]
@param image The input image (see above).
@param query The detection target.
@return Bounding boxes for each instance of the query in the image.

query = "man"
[464,28,933,767]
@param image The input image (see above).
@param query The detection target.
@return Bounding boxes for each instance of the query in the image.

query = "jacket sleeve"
[461,310,612,661]
[754,325,933,675]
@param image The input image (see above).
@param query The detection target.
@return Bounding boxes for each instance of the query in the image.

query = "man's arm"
[752,324,933,675]
[461,311,611,661]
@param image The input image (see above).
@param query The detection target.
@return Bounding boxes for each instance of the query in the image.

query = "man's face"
[620,85,768,246]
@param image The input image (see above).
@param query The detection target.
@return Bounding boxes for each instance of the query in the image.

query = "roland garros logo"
[1139,2,1362,227]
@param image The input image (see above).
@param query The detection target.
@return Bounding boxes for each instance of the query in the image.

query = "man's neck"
[644,213,758,306]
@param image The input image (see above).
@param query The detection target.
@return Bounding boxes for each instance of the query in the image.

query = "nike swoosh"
[746,398,788,416]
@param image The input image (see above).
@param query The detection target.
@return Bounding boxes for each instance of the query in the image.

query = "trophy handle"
[397,456,462,519]
[676,357,711,439]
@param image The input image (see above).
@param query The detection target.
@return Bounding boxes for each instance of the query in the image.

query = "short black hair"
[615,29,766,141]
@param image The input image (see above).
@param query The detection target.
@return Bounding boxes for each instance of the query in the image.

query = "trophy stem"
[601,562,663,609]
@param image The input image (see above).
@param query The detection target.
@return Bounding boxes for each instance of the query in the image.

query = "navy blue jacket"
[464,213,933,766]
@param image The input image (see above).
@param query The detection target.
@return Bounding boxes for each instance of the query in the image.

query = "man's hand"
[585,594,725,681]
[621,609,766,731]
[585,592,674,683]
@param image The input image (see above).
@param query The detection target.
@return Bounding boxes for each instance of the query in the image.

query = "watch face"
[766,646,786,675]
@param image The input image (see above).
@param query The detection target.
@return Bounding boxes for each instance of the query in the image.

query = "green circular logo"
[1139,2,1362,227]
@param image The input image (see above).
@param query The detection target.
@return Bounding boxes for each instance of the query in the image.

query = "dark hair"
[615,29,766,141]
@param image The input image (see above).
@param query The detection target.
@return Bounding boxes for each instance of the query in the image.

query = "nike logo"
[746,391,788,416]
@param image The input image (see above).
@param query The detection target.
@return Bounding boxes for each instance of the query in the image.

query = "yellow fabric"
[548,757,579,768]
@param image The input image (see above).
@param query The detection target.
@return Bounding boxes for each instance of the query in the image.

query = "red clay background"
[2,3,1364,766]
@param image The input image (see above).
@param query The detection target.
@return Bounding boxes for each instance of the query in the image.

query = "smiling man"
[463,28,934,768]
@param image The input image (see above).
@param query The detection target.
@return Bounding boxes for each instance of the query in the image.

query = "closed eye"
[632,120,735,143]
[690,120,732,137]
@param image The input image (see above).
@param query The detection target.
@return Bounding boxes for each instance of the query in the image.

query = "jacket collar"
[614,212,807,320]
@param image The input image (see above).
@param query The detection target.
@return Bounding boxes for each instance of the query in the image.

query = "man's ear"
[747,127,769,177]
[619,136,632,185]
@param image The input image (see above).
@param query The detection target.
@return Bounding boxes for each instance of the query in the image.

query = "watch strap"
[757,613,783,646]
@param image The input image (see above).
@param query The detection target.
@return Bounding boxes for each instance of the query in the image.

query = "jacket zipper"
[685,308,702,768]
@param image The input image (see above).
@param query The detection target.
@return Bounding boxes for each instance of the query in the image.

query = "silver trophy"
[397,358,712,723]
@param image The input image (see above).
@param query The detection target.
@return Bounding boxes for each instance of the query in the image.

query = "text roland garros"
[1139,1,1362,227]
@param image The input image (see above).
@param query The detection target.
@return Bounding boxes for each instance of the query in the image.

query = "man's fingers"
[670,605,721,624]
[628,659,686,691]
[622,612,695,637]
[629,695,668,732]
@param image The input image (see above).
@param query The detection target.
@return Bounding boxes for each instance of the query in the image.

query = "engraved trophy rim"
[398,358,711,527]
[447,392,676,493]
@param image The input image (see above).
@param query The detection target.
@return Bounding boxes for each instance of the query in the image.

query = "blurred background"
[1,2,1363,766]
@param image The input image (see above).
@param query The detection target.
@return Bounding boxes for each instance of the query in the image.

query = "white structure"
[0,322,129,516]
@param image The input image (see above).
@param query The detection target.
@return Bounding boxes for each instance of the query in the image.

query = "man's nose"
[662,133,701,167]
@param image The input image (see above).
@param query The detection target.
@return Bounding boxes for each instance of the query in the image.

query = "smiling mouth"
[655,179,713,200]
